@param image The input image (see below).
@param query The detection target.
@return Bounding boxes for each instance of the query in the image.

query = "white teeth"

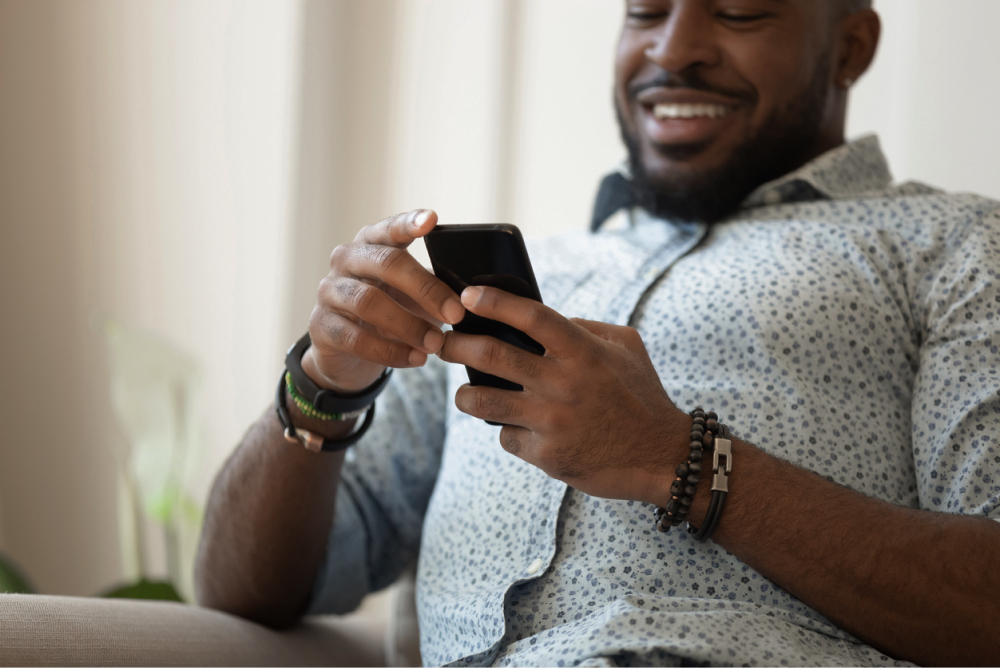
[652,103,730,120]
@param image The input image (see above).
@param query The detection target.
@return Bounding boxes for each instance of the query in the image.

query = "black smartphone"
[424,224,545,395]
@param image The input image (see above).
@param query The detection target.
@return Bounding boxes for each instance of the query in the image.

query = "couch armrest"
[0,593,386,666]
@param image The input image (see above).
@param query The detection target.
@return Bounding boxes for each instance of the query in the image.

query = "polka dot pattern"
[309,137,1000,667]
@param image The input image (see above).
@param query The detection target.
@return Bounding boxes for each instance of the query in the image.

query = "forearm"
[194,403,354,628]
[691,436,1000,665]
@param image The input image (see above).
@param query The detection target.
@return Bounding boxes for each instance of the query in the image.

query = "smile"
[652,103,732,120]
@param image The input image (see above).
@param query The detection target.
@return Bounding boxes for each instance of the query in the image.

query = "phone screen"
[424,224,544,393]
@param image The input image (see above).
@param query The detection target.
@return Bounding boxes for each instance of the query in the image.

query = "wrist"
[301,344,386,394]
[651,408,732,536]
[641,411,694,507]
[277,334,389,452]
[284,385,358,441]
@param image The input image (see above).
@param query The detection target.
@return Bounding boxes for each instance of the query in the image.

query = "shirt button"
[526,558,544,575]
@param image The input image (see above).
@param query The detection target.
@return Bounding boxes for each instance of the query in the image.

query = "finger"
[439,330,548,388]
[384,285,444,328]
[311,309,428,369]
[320,276,445,353]
[498,425,533,457]
[335,240,465,327]
[454,383,532,428]
[571,318,646,353]
[356,209,438,248]
[459,285,578,356]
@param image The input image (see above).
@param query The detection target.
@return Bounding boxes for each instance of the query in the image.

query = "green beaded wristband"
[285,372,368,421]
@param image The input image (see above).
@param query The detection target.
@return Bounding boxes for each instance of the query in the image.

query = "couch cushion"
[0,593,385,666]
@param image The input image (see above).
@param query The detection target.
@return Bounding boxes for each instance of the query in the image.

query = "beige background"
[0,0,998,597]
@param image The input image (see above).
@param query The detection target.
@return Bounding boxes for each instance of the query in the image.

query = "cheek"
[614,33,649,120]
[725,34,818,120]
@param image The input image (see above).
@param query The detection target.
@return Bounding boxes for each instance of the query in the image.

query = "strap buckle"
[283,427,324,453]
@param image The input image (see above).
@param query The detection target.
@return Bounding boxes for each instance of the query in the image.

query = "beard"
[617,54,832,224]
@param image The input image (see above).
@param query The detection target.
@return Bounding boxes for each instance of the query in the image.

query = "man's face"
[615,0,843,222]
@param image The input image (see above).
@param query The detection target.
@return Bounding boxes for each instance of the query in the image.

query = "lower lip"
[640,106,737,146]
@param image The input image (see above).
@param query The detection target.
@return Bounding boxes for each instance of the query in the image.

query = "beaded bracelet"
[654,407,719,533]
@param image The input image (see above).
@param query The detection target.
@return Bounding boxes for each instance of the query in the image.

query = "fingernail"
[408,349,427,366]
[461,286,482,309]
[442,299,465,325]
[423,328,444,353]
[413,210,431,227]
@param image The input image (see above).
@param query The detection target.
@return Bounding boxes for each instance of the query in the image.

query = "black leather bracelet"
[690,423,732,542]
[274,371,376,452]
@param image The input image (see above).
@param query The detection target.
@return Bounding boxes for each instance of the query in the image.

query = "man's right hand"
[196,209,463,627]
[302,209,466,392]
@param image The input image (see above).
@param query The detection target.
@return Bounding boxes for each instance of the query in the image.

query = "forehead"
[618,0,838,39]
[620,0,840,17]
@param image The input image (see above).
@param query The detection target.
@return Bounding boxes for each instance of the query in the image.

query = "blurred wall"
[0,0,302,594]
[1,0,998,597]
[847,0,1000,200]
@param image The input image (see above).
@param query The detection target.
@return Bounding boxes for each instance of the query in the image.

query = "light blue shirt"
[308,136,1000,667]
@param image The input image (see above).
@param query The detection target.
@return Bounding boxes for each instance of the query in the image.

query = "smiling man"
[196,1,1000,666]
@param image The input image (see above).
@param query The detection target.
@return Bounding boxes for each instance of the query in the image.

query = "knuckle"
[357,219,387,243]
[500,430,522,455]
[479,338,504,368]
[415,274,440,301]
[307,305,327,340]
[329,243,352,267]
[317,275,336,301]
[473,390,492,416]
[510,351,542,379]
[370,338,396,364]
[340,324,363,351]
[474,390,517,421]
[523,304,546,329]
[402,315,427,341]
[372,246,405,274]
[343,280,376,312]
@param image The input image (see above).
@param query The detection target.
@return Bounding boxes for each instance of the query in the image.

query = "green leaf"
[100,579,184,602]
[0,553,35,594]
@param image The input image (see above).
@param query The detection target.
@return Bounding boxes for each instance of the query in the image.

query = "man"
[195,0,1000,665]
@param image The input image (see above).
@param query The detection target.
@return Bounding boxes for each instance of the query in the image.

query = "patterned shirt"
[307,136,1000,667]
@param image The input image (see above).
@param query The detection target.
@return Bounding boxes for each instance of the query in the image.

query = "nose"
[642,3,721,74]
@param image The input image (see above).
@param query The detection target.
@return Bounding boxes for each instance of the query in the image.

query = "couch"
[0,572,420,666]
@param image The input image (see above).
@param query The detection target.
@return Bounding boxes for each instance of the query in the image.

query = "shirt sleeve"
[307,355,449,615]
[911,201,1000,519]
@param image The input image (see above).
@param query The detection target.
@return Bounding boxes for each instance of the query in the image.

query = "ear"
[835,8,881,88]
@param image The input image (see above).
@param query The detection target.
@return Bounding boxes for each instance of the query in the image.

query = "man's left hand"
[438,285,691,504]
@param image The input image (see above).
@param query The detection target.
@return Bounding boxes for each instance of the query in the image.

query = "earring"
[842,77,854,88]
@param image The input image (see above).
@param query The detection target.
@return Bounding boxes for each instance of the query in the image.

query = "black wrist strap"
[285,333,393,415]
[275,372,376,452]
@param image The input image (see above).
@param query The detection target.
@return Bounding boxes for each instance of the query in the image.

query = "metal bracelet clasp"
[711,437,732,492]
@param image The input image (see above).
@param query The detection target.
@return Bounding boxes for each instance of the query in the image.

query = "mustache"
[627,70,755,103]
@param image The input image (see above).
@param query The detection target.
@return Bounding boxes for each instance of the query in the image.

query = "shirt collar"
[742,134,893,208]
[592,135,894,231]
